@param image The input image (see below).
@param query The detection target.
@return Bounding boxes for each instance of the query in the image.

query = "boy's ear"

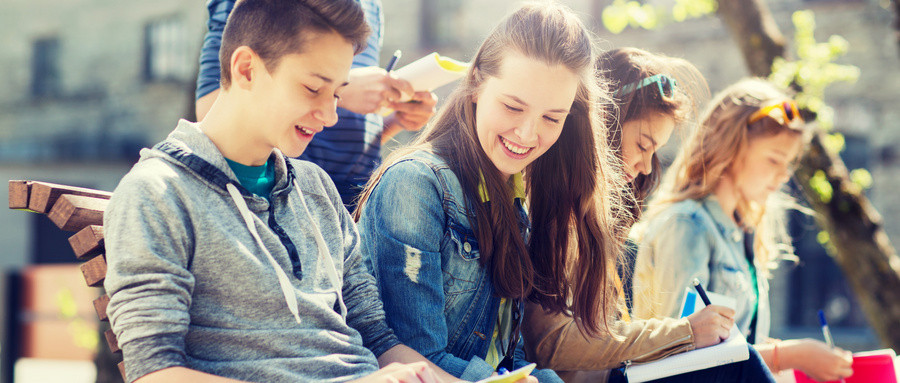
[230,46,256,90]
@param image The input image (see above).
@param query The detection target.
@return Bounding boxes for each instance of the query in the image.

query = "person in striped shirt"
[196,0,437,211]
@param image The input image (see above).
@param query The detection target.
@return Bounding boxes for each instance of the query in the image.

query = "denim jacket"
[632,196,771,343]
[358,150,561,382]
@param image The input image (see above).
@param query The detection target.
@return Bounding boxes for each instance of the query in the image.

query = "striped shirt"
[197,0,385,207]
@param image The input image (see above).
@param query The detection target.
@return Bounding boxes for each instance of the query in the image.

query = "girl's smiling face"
[473,51,579,179]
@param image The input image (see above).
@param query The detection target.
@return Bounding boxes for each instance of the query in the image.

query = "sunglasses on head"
[613,74,678,101]
[748,100,803,125]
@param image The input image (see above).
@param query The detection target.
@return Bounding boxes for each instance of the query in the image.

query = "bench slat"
[93,294,110,322]
[69,225,105,260]
[80,254,107,287]
[104,328,121,354]
[118,361,126,381]
[8,180,33,209]
[48,194,108,232]
[28,181,112,214]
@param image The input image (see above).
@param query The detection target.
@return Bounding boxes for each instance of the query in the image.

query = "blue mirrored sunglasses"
[613,74,678,100]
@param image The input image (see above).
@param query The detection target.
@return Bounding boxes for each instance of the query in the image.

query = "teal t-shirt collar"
[225,157,276,200]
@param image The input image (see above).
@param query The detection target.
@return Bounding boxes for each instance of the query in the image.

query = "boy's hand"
[339,67,415,115]
[780,339,854,382]
[388,91,438,132]
[350,361,440,383]
[686,305,735,348]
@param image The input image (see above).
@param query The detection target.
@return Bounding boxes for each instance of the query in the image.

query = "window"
[31,38,61,98]
[143,17,191,82]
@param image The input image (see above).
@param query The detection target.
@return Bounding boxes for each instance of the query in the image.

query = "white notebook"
[625,326,749,382]
[625,287,748,382]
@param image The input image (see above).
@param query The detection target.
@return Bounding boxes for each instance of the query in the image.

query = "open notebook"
[625,325,749,382]
[625,288,748,382]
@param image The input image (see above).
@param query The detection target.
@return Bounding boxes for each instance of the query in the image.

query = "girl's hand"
[686,305,735,348]
[781,338,854,382]
[350,361,440,383]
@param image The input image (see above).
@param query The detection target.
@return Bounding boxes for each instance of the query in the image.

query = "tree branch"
[716,0,787,76]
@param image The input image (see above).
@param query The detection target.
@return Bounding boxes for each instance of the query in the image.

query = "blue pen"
[692,278,712,306]
[818,310,835,348]
[498,367,509,375]
[385,49,402,72]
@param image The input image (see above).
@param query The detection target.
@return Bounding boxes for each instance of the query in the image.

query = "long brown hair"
[355,2,625,336]
[598,47,707,223]
[646,78,810,277]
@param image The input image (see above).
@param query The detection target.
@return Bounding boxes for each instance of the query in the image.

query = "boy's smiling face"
[249,30,354,159]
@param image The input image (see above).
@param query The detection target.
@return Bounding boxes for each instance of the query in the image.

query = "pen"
[818,310,835,348]
[498,367,509,375]
[385,49,401,72]
[692,278,712,306]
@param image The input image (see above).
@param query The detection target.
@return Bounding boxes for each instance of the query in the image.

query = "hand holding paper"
[474,363,537,383]
[392,52,469,100]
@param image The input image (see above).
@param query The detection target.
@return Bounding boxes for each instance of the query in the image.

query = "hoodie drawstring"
[292,179,347,320]
[226,183,303,324]
[225,181,347,323]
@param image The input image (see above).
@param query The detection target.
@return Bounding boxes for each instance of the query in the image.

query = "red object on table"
[794,349,896,383]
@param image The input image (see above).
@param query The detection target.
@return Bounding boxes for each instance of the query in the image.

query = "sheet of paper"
[393,52,468,96]
[475,363,537,383]
[678,287,736,318]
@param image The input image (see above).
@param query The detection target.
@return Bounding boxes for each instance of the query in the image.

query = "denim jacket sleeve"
[196,0,233,99]
[359,159,496,380]
[512,334,564,383]
[634,213,715,320]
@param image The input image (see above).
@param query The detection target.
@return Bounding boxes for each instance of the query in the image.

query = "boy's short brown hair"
[219,0,370,89]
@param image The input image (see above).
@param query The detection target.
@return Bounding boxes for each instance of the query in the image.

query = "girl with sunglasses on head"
[632,78,854,382]
[523,48,776,383]
[353,3,628,382]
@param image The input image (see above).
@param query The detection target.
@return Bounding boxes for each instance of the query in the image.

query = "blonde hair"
[646,78,810,277]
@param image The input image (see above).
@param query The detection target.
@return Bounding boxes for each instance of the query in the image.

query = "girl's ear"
[468,67,482,104]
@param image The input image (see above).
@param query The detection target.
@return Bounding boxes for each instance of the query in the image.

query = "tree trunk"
[794,134,900,351]
[717,0,900,349]
[716,0,787,76]
[893,0,900,58]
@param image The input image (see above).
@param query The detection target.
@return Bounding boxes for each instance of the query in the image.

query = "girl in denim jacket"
[633,78,854,381]
[354,3,626,382]
[524,48,777,383]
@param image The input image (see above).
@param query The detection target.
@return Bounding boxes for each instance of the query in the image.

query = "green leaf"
[602,3,629,34]
[822,132,845,155]
[810,170,833,203]
[817,231,830,245]
[850,168,873,190]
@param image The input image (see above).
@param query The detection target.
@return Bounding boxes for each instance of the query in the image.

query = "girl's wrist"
[772,340,781,373]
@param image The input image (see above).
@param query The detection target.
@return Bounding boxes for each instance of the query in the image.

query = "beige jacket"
[523,302,695,383]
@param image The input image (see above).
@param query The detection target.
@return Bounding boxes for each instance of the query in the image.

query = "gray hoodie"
[104,120,399,382]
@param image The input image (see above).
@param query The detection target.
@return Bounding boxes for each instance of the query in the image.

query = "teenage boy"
[104,1,454,382]
[196,0,438,210]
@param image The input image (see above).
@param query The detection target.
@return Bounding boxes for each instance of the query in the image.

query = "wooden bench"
[8,180,125,380]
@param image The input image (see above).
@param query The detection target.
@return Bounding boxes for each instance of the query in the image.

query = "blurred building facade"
[0,0,897,379]
[0,1,206,381]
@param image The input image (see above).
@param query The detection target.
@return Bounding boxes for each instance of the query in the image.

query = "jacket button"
[463,242,472,253]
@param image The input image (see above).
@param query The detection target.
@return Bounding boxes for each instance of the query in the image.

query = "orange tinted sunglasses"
[748,100,803,124]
